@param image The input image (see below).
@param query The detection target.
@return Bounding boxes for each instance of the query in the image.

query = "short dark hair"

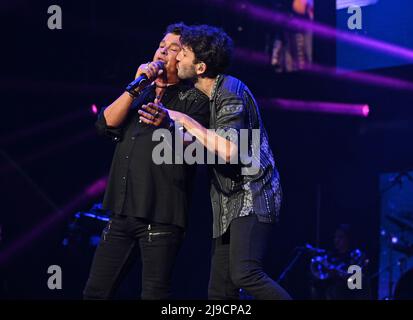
[180,24,233,78]
[164,22,188,36]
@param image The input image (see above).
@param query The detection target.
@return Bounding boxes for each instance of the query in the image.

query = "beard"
[177,64,198,82]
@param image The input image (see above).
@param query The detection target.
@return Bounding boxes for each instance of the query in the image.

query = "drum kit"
[304,214,413,299]
[309,248,368,281]
[64,203,413,299]
[277,242,368,281]
[62,202,110,248]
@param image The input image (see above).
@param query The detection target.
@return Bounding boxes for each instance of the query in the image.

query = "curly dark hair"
[180,24,234,78]
[164,22,188,36]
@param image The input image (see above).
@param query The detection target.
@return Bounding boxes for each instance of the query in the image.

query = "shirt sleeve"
[95,107,123,142]
[215,94,246,142]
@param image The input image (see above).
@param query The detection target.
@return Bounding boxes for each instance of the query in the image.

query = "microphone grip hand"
[127,61,165,98]
[135,61,165,82]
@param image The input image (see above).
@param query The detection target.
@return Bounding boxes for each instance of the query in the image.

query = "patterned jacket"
[209,74,282,238]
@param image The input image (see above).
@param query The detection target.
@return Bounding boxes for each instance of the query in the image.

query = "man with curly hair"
[139,24,291,300]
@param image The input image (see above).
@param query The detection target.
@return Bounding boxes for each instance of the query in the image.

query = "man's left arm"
[172,95,245,163]
[138,96,245,163]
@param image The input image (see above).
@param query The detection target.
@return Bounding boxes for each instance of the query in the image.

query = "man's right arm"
[96,62,164,141]
[104,61,163,127]
[103,92,134,127]
[94,90,136,142]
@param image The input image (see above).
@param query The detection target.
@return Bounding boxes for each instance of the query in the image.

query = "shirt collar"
[210,74,223,102]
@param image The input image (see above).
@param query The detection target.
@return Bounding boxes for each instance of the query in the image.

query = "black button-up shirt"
[96,82,209,229]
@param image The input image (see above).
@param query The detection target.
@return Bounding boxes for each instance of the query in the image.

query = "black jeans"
[83,215,184,300]
[208,214,292,300]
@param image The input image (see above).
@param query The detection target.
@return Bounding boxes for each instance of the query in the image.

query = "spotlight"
[91,104,98,115]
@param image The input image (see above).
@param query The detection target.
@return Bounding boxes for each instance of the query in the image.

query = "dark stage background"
[1,0,413,299]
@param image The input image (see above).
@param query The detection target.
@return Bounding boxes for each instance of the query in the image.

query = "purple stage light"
[0,129,96,175]
[233,45,413,92]
[0,78,119,96]
[91,104,98,115]
[234,48,270,65]
[261,98,370,117]
[0,176,108,266]
[362,104,370,117]
[86,176,108,197]
[208,0,413,63]
[305,63,413,92]
[0,109,90,146]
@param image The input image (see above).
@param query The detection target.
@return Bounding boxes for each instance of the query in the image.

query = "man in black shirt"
[140,25,291,300]
[83,23,209,300]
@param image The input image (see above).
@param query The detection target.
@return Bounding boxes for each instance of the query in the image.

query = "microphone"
[126,61,165,97]
[136,61,165,86]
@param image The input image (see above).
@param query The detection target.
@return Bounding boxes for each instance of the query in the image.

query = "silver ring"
[154,111,160,118]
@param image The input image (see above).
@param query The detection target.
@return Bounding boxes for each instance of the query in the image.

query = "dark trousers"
[208,214,292,300]
[83,214,184,300]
